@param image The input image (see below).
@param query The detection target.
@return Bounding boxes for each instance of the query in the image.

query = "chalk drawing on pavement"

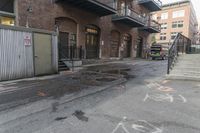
[132,120,162,133]
[111,117,163,133]
[146,82,175,92]
[143,93,187,103]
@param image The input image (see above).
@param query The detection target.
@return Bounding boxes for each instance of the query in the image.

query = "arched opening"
[110,30,120,57]
[123,34,132,58]
[85,24,100,59]
[136,36,143,58]
[55,17,78,60]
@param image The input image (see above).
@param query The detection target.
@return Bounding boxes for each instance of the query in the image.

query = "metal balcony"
[138,0,162,12]
[112,7,145,27]
[141,19,161,33]
[55,0,117,16]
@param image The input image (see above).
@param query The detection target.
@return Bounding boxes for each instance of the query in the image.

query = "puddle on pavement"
[73,110,89,122]
[55,116,67,121]
[96,77,116,82]
[100,68,135,80]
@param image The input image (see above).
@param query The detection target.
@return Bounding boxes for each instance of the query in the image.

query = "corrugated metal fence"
[0,25,58,81]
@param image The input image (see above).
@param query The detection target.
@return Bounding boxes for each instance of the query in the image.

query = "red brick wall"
[16,0,152,59]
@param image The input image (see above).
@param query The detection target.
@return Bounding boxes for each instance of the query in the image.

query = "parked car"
[150,45,168,60]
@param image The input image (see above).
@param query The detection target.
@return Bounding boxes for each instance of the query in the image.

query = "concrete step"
[63,60,82,68]
[167,74,200,81]
[168,54,200,81]
[175,64,200,67]
[171,68,200,72]
[170,73,200,77]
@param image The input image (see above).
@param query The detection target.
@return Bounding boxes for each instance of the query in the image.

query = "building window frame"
[0,0,16,26]
[161,23,167,30]
[160,33,167,40]
[172,21,184,28]
[171,32,182,40]
[172,10,185,18]
[161,12,168,20]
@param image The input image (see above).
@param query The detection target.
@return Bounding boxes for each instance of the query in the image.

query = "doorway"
[110,30,120,57]
[123,34,132,58]
[137,37,143,58]
[85,25,100,59]
[34,33,53,76]
[59,32,69,59]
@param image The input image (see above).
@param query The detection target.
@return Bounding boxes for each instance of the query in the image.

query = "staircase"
[167,54,200,81]
[58,60,69,71]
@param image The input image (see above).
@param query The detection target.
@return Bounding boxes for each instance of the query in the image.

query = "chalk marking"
[161,80,170,84]
[143,94,149,102]
[147,83,161,89]
[144,93,174,103]
[132,120,162,133]
[111,117,130,133]
[157,86,175,92]
[146,82,175,93]
[178,95,187,103]
[132,124,146,132]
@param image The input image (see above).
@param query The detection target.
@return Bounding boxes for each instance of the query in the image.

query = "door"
[110,30,120,57]
[136,37,143,58]
[85,26,99,59]
[34,33,53,76]
[123,34,132,58]
[59,32,69,59]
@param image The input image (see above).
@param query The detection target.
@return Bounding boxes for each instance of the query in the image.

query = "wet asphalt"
[0,59,200,133]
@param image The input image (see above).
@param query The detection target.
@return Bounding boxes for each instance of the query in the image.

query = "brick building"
[152,0,198,47]
[0,0,161,61]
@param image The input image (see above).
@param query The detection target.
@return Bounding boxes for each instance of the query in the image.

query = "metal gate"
[0,25,58,81]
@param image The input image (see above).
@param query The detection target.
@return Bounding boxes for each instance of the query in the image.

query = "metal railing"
[153,0,162,7]
[138,0,162,7]
[93,0,117,9]
[112,7,145,24]
[146,18,161,31]
[167,33,191,74]
[59,46,85,60]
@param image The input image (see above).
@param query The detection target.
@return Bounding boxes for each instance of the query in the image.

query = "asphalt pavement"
[0,59,200,133]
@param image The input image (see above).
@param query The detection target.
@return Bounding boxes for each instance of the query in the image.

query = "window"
[161,12,168,20]
[0,0,15,26]
[172,21,184,28]
[160,33,167,40]
[161,23,167,30]
[0,16,15,26]
[172,10,185,18]
[171,32,182,40]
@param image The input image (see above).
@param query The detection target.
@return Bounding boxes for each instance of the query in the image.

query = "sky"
[161,0,200,20]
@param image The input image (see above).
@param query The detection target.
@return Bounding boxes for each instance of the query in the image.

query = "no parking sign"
[24,33,32,46]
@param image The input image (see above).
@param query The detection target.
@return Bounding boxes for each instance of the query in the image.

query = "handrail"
[154,0,162,7]
[113,7,146,24]
[167,33,191,74]
[138,0,162,7]
[59,46,84,60]
[92,0,117,9]
[146,18,160,30]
